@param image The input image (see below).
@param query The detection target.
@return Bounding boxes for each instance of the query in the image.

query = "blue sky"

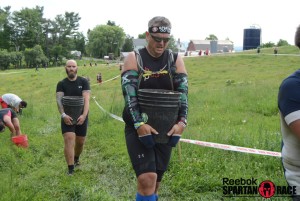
[2,0,299,47]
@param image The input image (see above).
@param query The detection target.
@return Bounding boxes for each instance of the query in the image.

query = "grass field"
[0,46,299,200]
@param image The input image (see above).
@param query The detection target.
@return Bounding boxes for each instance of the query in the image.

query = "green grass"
[0,47,299,200]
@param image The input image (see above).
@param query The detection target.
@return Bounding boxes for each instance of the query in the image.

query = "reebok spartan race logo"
[222,177,296,198]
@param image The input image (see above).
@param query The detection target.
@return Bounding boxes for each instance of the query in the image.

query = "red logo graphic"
[259,180,276,198]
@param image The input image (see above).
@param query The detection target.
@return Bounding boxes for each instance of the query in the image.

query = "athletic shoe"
[75,160,80,167]
[67,170,74,176]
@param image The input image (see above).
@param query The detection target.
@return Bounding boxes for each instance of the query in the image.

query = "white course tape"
[92,97,281,158]
[180,139,281,157]
[92,97,124,122]
[91,75,120,86]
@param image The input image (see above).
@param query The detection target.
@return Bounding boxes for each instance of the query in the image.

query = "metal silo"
[243,25,261,50]
[210,40,218,53]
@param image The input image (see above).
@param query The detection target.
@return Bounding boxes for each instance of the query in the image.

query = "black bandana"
[148,26,171,34]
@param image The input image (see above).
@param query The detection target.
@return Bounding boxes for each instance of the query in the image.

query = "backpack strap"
[135,49,178,90]
[167,49,179,90]
[134,49,144,89]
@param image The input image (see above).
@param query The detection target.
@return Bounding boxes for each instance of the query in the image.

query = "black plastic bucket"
[138,89,181,101]
[138,97,180,107]
[62,96,84,125]
[138,89,181,144]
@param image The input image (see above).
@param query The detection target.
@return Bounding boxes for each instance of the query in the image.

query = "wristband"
[139,134,155,148]
[178,121,187,128]
[61,113,67,118]
[177,117,187,127]
[168,134,181,147]
[134,122,145,130]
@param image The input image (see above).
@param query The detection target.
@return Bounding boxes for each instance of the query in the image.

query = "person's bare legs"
[74,136,86,164]
[155,182,160,194]
[137,172,157,195]
[63,132,76,174]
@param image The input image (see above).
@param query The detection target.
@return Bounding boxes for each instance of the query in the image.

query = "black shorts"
[61,116,88,137]
[125,125,172,181]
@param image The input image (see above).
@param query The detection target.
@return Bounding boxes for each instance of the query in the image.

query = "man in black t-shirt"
[121,16,188,201]
[56,59,91,175]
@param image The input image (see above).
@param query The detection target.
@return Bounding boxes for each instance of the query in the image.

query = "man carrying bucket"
[121,16,188,201]
[0,108,22,136]
[56,59,91,176]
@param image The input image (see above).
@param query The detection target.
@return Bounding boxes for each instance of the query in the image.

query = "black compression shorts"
[125,124,172,182]
[61,116,88,136]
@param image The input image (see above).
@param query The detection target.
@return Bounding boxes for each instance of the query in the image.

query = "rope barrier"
[179,139,281,157]
[92,96,124,122]
[90,75,120,86]
[92,74,281,158]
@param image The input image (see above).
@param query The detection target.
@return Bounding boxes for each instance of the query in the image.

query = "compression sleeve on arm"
[121,70,144,129]
[173,73,188,125]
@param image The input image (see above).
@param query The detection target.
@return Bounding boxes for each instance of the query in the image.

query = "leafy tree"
[0,49,11,70]
[205,34,218,40]
[50,45,64,66]
[51,12,81,52]
[138,33,146,39]
[107,20,116,26]
[0,6,83,67]
[24,45,48,68]
[0,6,13,50]
[261,42,276,48]
[10,51,23,68]
[122,35,134,52]
[42,19,52,58]
[277,39,289,47]
[73,32,86,56]
[167,35,178,52]
[86,24,125,58]
[44,12,81,62]
[11,6,45,51]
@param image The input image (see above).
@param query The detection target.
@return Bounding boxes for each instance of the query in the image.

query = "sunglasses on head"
[150,34,170,43]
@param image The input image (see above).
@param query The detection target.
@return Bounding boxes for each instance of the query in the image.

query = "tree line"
[0,6,180,70]
[2,5,287,70]
[0,6,130,69]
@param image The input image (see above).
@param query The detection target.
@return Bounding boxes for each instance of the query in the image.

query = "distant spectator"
[205,48,209,55]
[198,50,202,56]
[257,47,260,54]
[274,47,278,55]
[97,73,102,83]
